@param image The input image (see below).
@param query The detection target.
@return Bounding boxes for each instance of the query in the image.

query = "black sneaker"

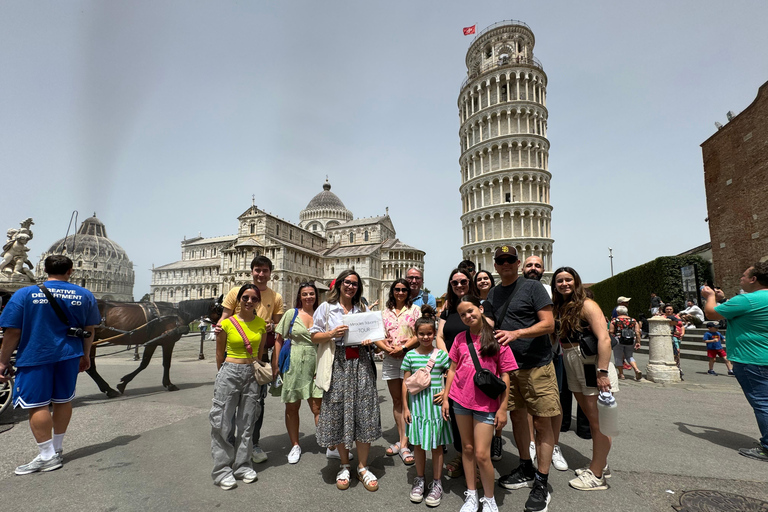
[499,463,534,490]
[491,436,503,461]
[524,480,551,512]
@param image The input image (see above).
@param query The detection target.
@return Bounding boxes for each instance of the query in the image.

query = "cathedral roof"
[303,179,350,212]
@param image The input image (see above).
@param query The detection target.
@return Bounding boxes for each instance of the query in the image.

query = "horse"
[85,296,223,398]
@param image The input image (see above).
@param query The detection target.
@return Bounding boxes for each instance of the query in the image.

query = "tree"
[139,293,151,302]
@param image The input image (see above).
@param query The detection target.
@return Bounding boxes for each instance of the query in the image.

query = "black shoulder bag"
[465,331,507,399]
[37,284,91,340]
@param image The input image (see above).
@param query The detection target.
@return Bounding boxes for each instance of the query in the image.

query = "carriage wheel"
[0,377,13,418]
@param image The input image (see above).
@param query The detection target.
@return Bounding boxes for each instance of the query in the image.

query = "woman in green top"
[273,282,323,465]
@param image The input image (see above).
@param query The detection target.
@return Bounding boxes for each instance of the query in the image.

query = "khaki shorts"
[562,345,619,396]
[507,361,561,417]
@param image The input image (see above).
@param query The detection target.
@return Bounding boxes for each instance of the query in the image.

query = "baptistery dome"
[299,179,354,235]
[38,214,135,301]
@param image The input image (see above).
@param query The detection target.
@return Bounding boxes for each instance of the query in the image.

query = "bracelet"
[597,368,609,374]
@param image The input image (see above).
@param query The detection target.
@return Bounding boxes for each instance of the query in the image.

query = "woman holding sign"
[379,278,421,465]
[310,270,382,492]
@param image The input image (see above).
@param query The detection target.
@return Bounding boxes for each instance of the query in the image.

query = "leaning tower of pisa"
[458,20,553,279]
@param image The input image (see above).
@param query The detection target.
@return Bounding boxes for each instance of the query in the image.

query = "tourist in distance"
[218,255,284,464]
[474,270,495,303]
[272,282,323,464]
[310,270,381,491]
[701,263,768,461]
[649,293,662,316]
[700,322,734,376]
[442,295,515,512]
[458,260,477,278]
[551,267,618,491]
[660,305,685,380]
[0,255,99,476]
[407,267,437,309]
[608,306,642,381]
[401,306,452,506]
[435,268,483,478]
[210,284,265,490]
[679,299,705,328]
[379,278,421,466]
[487,247,556,512]
[611,296,631,319]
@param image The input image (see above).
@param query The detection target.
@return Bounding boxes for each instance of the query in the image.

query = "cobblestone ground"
[0,335,766,511]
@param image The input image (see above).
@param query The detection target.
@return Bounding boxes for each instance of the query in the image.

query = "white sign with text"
[342,311,386,346]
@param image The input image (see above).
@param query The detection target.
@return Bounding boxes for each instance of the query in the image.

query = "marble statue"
[1,218,36,282]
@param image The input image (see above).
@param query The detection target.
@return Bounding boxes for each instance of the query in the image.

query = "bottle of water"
[597,391,619,437]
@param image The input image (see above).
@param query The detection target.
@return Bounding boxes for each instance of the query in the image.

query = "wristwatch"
[597,368,610,374]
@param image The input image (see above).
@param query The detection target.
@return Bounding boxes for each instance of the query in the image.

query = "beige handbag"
[314,303,336,392]
[230,316,273,385]
[404,349,439,395]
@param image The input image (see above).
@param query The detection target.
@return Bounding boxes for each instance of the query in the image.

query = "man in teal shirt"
[702,262,768,462]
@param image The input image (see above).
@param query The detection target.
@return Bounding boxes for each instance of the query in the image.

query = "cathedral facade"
[150,180,425,306]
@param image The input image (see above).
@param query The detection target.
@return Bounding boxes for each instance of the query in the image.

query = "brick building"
[701,80,768,296]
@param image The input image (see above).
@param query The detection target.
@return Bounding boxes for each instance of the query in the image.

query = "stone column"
[646,316,682,383]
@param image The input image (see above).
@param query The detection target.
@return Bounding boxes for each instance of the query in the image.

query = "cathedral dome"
[299,179,354,234]
[303,179,350,212]
[40,213,135,301]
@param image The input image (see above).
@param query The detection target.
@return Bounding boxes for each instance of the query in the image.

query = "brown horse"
[85,297,222,398]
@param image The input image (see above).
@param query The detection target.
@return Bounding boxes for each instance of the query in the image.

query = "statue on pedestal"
[0,218,36,283]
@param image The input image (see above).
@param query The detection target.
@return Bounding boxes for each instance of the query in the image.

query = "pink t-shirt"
[448,331,518,413]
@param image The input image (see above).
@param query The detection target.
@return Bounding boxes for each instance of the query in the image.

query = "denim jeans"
[210,363,262,484]
[732,362,768,450]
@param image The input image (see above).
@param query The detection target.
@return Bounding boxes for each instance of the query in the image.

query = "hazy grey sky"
[2,1,767,297]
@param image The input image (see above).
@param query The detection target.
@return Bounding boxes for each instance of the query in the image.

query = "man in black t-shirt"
[486,246,556,512]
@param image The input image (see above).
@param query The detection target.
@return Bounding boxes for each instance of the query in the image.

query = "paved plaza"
[1,335,766,511]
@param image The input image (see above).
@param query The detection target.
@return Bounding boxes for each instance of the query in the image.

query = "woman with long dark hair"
[210,284,265,490]
[550,267,618,492]
[310,270,381,491]
[474,270,495,303]
[435,268,484,478]
[273,282,323,464]
[379,278,421,465]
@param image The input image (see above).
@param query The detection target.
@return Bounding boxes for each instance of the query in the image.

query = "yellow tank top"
[221,316,266,359]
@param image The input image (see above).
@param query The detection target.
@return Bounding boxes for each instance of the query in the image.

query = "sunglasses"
[406,276,422,280]
[342,279,359,288]
[450,279,469,287]
[394,287,409,293]
[495,257,518,265]
[299,281,315,287]
[241,296,259,303]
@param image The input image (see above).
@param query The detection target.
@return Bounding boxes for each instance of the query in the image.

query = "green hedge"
[589,256,713,319]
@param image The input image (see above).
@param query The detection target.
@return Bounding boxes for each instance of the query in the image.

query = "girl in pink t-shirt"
[441,295,517,512]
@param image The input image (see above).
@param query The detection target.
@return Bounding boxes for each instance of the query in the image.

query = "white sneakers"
[288,445,301,464]
[529,441,537,466]
[240,468,258,484]
[460,490,479,512]
[251,445,268,464]
[326,447,354,460]
[551,445,568,471]
[218,474,237,490]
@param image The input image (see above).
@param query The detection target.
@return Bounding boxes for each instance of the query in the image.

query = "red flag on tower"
[463,25,476,36]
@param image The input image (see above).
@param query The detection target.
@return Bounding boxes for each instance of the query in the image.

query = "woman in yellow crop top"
[209,284,267,490]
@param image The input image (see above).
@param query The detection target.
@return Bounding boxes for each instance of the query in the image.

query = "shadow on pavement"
[64,434,142,462]
[72,381,214,406]
[674,422,757,451]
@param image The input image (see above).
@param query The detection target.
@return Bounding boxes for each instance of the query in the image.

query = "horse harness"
[95,302,186,347]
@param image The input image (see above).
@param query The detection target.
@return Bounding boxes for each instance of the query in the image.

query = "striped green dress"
[401,349,453,450]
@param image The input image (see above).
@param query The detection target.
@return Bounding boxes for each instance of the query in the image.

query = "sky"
[2,1,767,297]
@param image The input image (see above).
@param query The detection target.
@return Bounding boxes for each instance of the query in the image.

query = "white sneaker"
[288,445,301,464]
[460,490,479,512]
[326,447,354,460]
[251,445,268,464]
[218,474,237,490]
[240,468,258,484]
[479,496,499,512]
[529,441,537,466]
[575,464,611,479]
[551,444,568,471]
[569,468,608,491]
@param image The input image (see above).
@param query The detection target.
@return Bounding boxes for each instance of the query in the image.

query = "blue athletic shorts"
[13,357,81,409]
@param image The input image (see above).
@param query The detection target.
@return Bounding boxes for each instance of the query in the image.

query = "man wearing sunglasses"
[405,268,436,309]
[218,255,285,464]
[485,246,556,512]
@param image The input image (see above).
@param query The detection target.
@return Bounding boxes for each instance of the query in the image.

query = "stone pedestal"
[646,316,681,383]
[0,273,35,294]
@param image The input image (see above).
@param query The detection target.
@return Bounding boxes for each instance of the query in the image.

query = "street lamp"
[609,247,614,277]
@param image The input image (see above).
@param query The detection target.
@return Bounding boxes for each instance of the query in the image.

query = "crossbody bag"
[229,316,273,385]
[277,309,300,374]
[465,331,507,399]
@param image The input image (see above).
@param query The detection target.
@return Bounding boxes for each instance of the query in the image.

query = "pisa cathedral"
[150,180,425,305]
[458,20,554,279]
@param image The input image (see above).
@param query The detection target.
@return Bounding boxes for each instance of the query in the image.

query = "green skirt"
[281,341,324,403]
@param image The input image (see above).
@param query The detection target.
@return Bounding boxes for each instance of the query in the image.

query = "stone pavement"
[0,335,766,512]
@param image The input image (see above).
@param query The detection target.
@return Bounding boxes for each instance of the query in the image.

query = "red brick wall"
[701,81,768,297]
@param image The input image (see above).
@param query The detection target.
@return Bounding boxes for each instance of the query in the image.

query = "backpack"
[618,319,636,345]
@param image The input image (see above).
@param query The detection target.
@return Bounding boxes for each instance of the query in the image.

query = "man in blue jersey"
[0,255,100,475]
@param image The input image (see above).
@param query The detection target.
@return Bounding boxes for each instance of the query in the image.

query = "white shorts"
[563,345,619,396]
[381,354,405,381]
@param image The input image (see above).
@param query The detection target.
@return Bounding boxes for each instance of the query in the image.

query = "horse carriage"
[0,293,222,417]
